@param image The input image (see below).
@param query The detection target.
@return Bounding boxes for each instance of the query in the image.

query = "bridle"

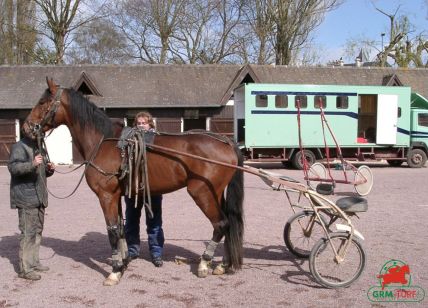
[26,88,64,140]
[25,87,120,199]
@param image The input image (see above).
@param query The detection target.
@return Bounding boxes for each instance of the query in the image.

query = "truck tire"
[407,149,427,168]
[291,150,316,170]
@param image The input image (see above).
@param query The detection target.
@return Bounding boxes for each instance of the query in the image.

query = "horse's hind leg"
[186,180,226,278]
[198,228,226,277]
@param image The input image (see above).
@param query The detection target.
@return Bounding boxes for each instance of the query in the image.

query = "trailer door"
[376,94,398,144]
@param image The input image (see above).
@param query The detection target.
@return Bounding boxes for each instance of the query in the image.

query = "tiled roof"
[0,64,241,109]
[249,65,428,98]
[0,64,427,109]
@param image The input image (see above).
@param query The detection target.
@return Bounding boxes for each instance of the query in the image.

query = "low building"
[1,64,427,164]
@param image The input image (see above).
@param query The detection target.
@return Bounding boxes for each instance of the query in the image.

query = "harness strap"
[127,130,153,218]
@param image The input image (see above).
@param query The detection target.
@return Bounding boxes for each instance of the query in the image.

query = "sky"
[313,0,428,63]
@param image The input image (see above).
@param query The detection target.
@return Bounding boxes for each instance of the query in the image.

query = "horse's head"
[401,264,410,274]
[23,77,67,140]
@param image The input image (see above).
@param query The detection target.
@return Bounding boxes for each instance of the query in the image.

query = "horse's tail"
[222,145,244,270]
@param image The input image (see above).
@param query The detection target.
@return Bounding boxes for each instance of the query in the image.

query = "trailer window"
[336,96,349,109]
[255,94,268,107]
[314,95,326,108]
[418,113,428,127]
[398,107,401,118]
[275,95,288,108]
[295,95,307,108]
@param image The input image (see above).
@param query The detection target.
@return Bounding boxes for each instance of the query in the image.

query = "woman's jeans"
[124,195,164,258]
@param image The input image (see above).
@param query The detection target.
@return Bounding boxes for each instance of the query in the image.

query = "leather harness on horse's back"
[117,129,233,218]
[117,128,156,217]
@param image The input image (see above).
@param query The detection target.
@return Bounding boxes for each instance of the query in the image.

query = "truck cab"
[408,108,428,167]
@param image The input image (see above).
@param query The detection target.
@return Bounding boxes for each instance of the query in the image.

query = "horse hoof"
[212,264,226,275]
[103,272,122,286]
[197,268,209,278]
[197,260,211,278]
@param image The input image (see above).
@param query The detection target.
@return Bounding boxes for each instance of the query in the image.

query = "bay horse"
[22,78,244,286]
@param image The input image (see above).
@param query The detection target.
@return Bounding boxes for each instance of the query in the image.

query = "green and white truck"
[234,83,428,169]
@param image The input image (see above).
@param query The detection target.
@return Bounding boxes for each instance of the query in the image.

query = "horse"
[22,78,244,286]
[377,264,410,290]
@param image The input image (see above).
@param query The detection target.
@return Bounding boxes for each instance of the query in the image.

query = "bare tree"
[67,19,132,64]
[0,0,37,64]
[369,4,427,68]
[240,0,275,64]
[33,0,106,64]
[268,0,342,65]
[0,0,14,64]
[16,0,37,64]
[374,6,406,67]
[413,36,428,67]
[342,2,427,68]
[168,0,215,63]
[171,0,245,64]
[110,0,187,64]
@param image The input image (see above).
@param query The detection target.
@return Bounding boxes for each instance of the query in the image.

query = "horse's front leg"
[100,195,127,286]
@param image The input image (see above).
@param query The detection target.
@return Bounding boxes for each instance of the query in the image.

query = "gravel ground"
[1,163,427,307]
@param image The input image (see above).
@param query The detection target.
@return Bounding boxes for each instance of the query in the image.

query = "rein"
[38,135,119,199]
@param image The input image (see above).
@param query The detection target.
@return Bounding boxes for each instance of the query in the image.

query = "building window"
[398,107,402,118]
[275,95,288,108]
[336,96,349,109]
[314,95,327,108]
[418,113,428,127]
[256,94,268,107]
[295,95,307,108]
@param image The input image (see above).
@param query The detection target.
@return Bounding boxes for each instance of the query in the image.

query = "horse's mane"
[67,88,113,138]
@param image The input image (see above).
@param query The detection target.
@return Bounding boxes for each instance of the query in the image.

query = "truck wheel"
[292,150,316,170]
[407,149,427,168]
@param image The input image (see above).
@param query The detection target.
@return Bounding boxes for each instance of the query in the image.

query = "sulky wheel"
[354,165,373,196]
[309,232,366,288]
[307,162,327,190]
[283,210,328,258]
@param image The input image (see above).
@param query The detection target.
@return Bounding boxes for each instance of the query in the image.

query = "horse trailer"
[234,83,428,169]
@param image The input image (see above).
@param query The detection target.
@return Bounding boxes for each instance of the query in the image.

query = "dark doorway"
[184,118,206,131]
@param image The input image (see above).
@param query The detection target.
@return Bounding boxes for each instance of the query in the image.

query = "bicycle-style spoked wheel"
[309,232,366,288]
[307,162,327,190]
[354,165,373,196]
[283,211,328,258]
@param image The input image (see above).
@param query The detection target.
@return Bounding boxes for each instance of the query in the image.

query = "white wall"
[44,125,73,165]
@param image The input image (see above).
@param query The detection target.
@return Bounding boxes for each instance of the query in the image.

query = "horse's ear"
[46,77,58,95]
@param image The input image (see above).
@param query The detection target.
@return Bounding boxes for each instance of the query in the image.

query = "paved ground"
[0,163,427,307]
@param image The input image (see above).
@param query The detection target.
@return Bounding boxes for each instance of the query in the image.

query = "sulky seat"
[335,196,368,213]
